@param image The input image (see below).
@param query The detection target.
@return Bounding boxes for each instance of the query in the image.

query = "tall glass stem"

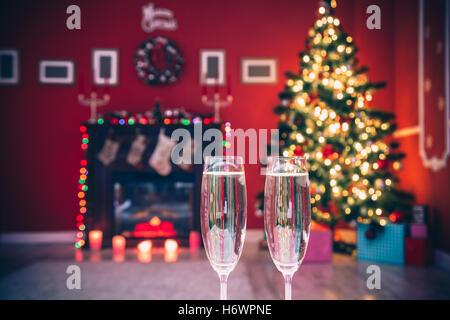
[283,274,292,300]
[219,273,228,300]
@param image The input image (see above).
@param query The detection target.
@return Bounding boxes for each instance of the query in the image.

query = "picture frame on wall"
[92,48,119,86]
[38,60,75,85]
[199,50,226,85]
[0,49,19,85]
[241,58,277,84]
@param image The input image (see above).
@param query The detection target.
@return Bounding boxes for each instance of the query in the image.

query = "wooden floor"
[0,240,449,300]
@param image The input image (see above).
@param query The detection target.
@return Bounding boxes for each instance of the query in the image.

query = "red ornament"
[377,160,387,169]
[389,212,403,223]
[309,92,319,100]
[339,117,351,124]
[322,144,334,158]
[294,145,304,156]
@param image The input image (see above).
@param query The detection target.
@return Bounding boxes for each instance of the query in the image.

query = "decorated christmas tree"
[273,0,413,229]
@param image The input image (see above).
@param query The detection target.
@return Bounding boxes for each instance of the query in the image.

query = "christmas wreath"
[135,36,184,86]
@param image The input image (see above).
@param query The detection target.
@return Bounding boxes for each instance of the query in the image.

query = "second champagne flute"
[201,156,247,300]
[264,156,311,300]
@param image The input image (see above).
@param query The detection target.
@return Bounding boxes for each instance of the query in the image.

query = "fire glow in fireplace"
[114,179,193,239]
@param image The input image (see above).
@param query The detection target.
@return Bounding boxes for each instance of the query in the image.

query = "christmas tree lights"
[75,126,89,248]
[274,0,413,228]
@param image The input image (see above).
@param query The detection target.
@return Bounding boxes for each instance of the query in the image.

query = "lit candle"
[137,240,152,263]
[112,235,126,252]
[189,231,201,250]
[137,240,152,253]
[89,230,103,251]
[165,239,178,252]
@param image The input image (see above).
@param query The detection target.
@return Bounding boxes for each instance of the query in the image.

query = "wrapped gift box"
[357,223,405,265]
[410,223,427,238]
[405,237,431,266]
[303,223,332,263]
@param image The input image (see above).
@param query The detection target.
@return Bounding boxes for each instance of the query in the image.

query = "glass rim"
[204,156,244,162]
[267,156,306,160]
[203,155,245,173]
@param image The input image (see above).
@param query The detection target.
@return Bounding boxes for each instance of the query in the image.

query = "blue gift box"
[357,223,405,265]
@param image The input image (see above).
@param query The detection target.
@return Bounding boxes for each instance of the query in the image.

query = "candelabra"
[201,89,233,123]
[78,91,110,123]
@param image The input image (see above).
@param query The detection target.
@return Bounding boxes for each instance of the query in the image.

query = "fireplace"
[80,120,220,248]
[113,175,194,239]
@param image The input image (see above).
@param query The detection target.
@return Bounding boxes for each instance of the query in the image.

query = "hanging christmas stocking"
[177,135,193,172]
[149,130,175,176]
[126,134,148,167]
[97,137,120,166]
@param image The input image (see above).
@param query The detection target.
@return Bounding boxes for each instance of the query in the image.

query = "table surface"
[0,239,449,299]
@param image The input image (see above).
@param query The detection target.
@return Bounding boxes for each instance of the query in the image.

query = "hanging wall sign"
[418,0,449,172]
[135,36,183,86]
[141,3,178,33]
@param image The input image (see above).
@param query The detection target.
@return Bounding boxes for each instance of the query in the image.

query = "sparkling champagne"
[264,172,311,275]
[201,171,247,276]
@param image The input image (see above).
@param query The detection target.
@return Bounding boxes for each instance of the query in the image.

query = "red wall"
[0,0,449,253]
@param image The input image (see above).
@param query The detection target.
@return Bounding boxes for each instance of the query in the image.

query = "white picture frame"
[199,49,226,85]
[39,60,75,85]
[0,49,19,85]
[241,58,277,84]
[92,48,119,86]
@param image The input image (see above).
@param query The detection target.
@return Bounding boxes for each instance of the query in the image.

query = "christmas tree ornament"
[389,212,404,223]
[149,129,176,176]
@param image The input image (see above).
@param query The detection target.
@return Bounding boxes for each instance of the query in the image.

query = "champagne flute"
[264,156,311,300]
[201,156,247,300]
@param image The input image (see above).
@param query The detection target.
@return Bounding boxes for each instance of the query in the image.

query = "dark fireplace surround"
[83,122,220,248]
